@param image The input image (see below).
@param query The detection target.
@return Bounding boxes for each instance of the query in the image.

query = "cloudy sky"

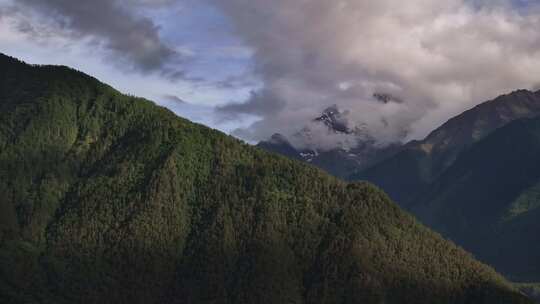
[1,0,540,148]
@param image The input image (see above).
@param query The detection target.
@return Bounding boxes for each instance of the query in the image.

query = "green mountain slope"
[0,53,532,303]
[411,117,540,282]
[353,89,540,207]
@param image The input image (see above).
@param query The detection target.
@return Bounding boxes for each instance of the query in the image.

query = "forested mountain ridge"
[411,116,540,283]
[345,87,540,285]
[0,53,532,303]
[353,89,540,207]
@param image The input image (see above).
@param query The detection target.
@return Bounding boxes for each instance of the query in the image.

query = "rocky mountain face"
[258,105,402,178]
[0,53,532,304]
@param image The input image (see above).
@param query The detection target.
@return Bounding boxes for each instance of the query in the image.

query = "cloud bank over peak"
[214,0,540,147]
[2,0,540,148]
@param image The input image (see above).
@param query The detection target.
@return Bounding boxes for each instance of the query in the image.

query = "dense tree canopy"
[0,53,532,303]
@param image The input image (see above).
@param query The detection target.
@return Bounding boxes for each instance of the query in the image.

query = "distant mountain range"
[260,87,540,289]
[412,116,540,282]
[356,89,540,284]
[258,105,402,178]
[354,89,540,207]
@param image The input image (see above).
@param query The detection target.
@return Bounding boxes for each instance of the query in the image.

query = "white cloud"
[3,0,540,148]
[213,0,540,146]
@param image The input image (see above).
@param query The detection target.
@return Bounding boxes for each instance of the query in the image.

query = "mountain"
[517,284,540,303]
[313,104,353,134]
[256,133,303,160]
[0,53,532,303]
[345,89,540,289]
[260,89,540,189]
[258,105,402,178]
[353,89,540,207]
[410,116,540,283]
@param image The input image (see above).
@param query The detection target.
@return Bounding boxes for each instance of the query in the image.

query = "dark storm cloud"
[14,0,185,78]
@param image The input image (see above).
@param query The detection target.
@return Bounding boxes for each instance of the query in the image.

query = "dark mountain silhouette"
[411,116,540,282]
